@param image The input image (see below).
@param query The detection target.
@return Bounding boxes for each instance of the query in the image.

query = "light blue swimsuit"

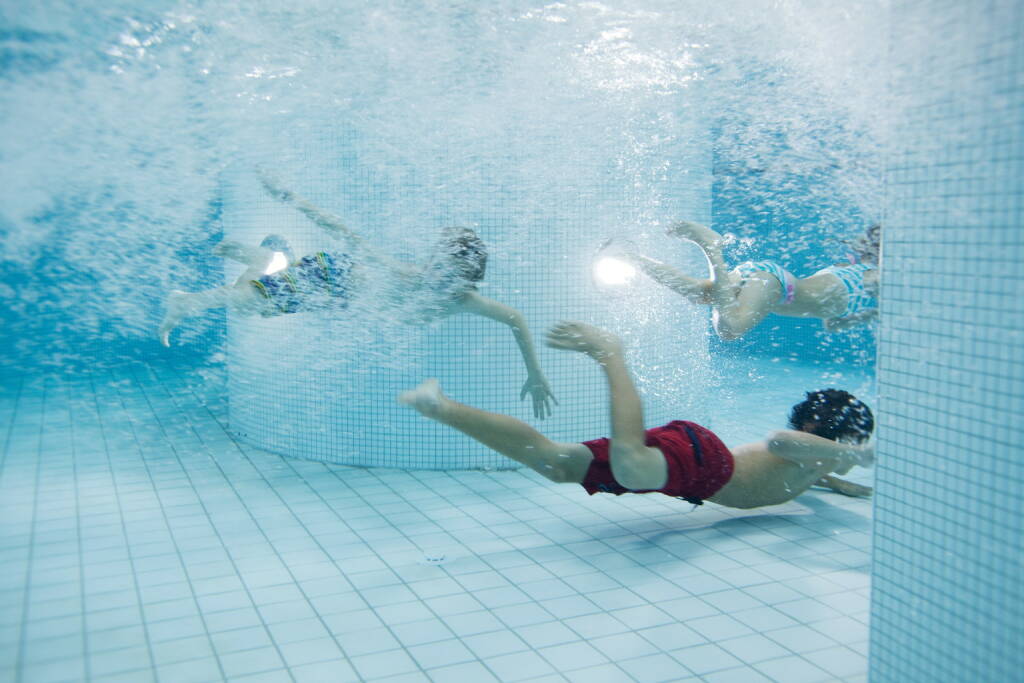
[735,261,797,304]
[816,263,877,318]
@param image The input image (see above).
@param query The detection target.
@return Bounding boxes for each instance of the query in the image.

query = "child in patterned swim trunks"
[248,250,354,316]
[401,321,875,508]
[159,174,558,419]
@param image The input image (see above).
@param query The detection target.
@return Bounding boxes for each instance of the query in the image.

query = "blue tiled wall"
[224,123,714,469]
[871,2,1024,681]
[0,197,225,375]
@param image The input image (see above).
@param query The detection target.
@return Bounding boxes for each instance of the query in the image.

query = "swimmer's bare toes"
[399,379,445,417]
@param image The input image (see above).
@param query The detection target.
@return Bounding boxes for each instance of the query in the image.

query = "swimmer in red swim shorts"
[400,321,874,509]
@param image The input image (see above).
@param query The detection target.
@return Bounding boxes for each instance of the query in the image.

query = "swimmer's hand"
[259,171,295,203]
[521,374,557,420]
[857,442,875,468]
[835,480,873,498]
[546,321,623,360]
[823,308,878,333]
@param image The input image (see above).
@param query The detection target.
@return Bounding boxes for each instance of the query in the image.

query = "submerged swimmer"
[612,221,880,340]
[400,321,874,508]
[160,175,558,419]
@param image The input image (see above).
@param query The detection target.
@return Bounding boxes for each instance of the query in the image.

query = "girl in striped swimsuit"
[619,221,880,340]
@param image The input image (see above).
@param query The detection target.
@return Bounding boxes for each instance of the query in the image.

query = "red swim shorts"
[580,420,734,504]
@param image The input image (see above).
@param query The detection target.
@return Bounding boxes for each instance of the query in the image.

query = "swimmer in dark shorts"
[400,321,875,508]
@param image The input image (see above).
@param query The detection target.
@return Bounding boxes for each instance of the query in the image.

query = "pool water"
[1,356,872,682]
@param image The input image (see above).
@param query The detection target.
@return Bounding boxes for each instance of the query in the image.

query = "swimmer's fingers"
[534,391,551,420]
[544,321,584,350]
[522,379,557,419]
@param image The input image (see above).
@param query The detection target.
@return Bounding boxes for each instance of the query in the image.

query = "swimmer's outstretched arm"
[259,173,406,268]
[813,474,873,498]
[766,429,874,472]
[546,322,667,490]
[455,291,557,419]
[823,308,878,332]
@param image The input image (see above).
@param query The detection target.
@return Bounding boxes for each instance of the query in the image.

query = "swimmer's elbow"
[609,443,664,490]
[504,308,526,328]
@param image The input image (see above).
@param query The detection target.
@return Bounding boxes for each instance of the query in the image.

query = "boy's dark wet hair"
[788,389,874,443]
[436,227,487,284]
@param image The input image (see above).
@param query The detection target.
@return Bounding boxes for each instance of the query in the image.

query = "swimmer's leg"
[711,273,776,341]
[158,283,262,347]
[666,220,778,340]
[630,255,713,305]
[666,220,738,310]
[399,379,593,483]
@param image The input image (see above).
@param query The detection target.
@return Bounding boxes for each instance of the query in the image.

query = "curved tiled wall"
[224,127,712,469]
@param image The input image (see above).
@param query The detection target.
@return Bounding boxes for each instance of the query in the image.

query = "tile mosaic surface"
[0,359,873,682]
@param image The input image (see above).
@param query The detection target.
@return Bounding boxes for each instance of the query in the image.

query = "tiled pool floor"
[0,360,872,682]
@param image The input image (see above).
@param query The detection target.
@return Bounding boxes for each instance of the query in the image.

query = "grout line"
[103,366,231,682]
[85,370,161,679]
[12,375,40,683]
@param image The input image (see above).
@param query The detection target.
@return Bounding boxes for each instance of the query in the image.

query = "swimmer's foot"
[666,220,724,250]
[398,378,446,418]
[158,290,191,347]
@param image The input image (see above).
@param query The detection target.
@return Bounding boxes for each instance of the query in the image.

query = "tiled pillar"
[871,2,1024,680]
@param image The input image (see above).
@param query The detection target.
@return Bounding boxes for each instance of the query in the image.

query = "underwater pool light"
[593,256,637,286]
[264,251,289,275]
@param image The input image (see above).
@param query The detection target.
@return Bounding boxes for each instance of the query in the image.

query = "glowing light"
[264,251,288,274]
[593,257,637,286]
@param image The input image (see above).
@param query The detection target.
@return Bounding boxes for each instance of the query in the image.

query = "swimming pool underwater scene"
[1,2,1021,683]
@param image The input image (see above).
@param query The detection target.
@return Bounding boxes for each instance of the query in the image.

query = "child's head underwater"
[789,389,874,444]
[422,227,488,296]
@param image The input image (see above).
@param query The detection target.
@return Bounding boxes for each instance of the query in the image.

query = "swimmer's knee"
[712,314,745,341]
[715,326,744,342]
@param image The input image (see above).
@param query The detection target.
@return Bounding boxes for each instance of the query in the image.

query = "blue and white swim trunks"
[250,251,354,315]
